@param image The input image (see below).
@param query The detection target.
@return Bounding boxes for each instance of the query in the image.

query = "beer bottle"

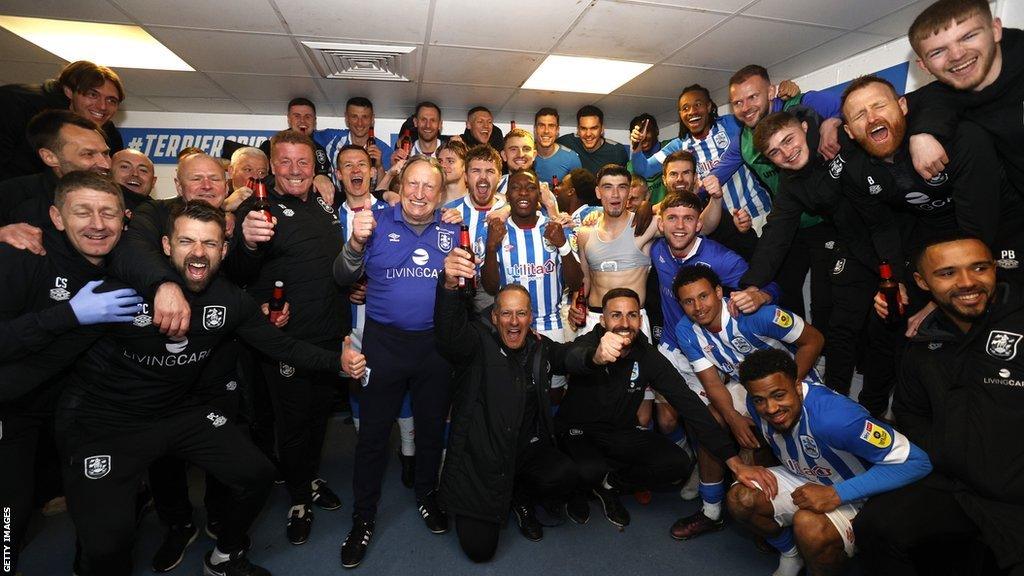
[510,119,517,131]
[879,260,904,324]
[458,224,476,293]
[399,129,412,154]
[367,126,376,167]
[252,180,273,224]
[574,286,587,320]
[268,281,286,324]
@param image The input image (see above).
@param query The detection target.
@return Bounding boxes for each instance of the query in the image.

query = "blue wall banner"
[824,61,911,97]
[121,128,276,164]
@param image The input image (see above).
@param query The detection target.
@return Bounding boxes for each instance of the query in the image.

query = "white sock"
[601,473,614,490]
[702,500,722,520]
[398,417,415,456]
[772,547,803,576]
[352,417,360,432]
[209,547,231,565]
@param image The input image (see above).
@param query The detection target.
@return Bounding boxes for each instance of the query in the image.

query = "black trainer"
[592,486,630,528]
[565,492,590,525]
[340,517,375,569]
[416,492,449,534]
[512,502,543,541]
[286,504,313,545]
[311,478,342,511]
[399,455,415,489]
[152,522,198,572]
[203,550,270,576]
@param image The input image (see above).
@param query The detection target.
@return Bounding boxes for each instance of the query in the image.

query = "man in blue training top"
[726,349,931,576]
[669,264,823,541]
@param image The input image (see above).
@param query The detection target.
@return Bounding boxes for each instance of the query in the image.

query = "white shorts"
[658,343,747,415]
[538,327,566,389]
[756,466,861,557]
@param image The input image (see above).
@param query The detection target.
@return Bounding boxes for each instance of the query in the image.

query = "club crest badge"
[987,330,1022,360]
[713,131,730,150]
[799,435,820,459]
[828,154,845,179]
[438,229,453,252]
[84,455,111,480]
[280,362,296,377]
[731,337,755,354]
[203,305,226,330]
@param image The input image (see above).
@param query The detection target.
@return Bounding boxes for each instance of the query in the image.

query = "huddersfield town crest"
[84,455,111,479]
[828,154,845,179]
[713,131,730,150]
[203,306,226,330]
[799,435,821,459]
[437,229,453,252]
[731,336,754,354]
[987,330,1022,360]
[280,362,295,377]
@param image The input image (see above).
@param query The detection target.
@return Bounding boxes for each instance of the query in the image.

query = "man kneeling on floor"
[726,349,931,576]
[433,242,582,562]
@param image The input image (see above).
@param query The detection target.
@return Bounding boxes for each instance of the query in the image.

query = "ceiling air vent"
[301,41,416,82]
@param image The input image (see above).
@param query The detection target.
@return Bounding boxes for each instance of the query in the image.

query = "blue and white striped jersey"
[496,214,569,332]
[750,382,917,497]
[443,195,506,276]
[339,198,389,334]
[565,204,603,255]
[675,298,822,384]
[631,116,772,219]
[315,129,394,180]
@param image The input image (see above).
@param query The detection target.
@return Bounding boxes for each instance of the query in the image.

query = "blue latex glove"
[69,280,144,325]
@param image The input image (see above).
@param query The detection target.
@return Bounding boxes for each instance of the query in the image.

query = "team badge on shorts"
[203,305,226,329]
[860,421,892,448]
[987,330,1022,360]
[280,362,296,377]
[437,229,453,252]
[799,435,821,459]
[772,308,793,329]
[731,336,754,354]
[84,455,112,480]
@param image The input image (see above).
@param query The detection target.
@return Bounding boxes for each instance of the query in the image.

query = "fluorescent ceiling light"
[522,55,651,94]
[0,16,193,71]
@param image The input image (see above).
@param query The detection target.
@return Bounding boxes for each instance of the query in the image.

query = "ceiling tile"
[431,0,586,51]
[858,0,934,36]
[667,16,843,69]
[206,73,321,101]
[594,94,676,128]
[144,97,250,113]
[422,47,542,87]
[0,60,61,85]
[417,84,516,115]
[614,65,733,99]
[557,3,726,62]
[115,69,231,98]
[0,28,65,65]
[316,78,420,117]
[0,0,132,23]
[119,0,286,33]
[146,28,308,75]
[770,32,892,81]
[274,0,430,43]
[238,100,295,115]
[618,0,753,12]
[743,0,914,30]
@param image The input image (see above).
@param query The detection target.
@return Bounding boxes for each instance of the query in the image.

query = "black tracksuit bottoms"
[55,400,274,576]
[352,319,451,521]
[455,440,579,563]
[556,423,692,490]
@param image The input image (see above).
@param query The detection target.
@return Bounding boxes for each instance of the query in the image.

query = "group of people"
[1,0,1022,575]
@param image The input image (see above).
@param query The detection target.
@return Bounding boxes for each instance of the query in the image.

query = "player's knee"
[726,483,759,517]
[793,510,839,553]
[575,458,609,488]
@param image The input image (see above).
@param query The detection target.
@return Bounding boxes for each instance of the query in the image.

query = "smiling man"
[333,155,460,568]
[0,60,125,182]
[726,349,930,576]
[110,148,156,214]
[533,107,581,185]
[855,233,1024,575]
[497,129,538,193]
[557,105,628,174]
[259,98,335,205]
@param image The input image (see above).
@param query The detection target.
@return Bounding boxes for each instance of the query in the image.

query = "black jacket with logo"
[0,226,109,413]
[0,274,340,418]
[434,281,582,523]
[557,326,737,464]
[895,283,1024,565]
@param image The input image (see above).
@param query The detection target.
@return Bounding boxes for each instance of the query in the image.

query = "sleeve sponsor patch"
[860,420,892,449]
[772,308,793,329]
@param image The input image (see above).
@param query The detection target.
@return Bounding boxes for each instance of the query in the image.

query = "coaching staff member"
[334,155,459,568]
[855,232,1024,575]
[435,247,581,561]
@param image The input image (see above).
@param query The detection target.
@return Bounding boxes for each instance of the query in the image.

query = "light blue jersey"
[750,382,929,503]
[534,144,582,185]
[676,298,821,384]
[496,214,570,332]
